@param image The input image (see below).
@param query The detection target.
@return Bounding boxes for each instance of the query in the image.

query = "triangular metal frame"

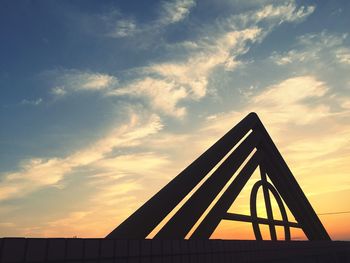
[107,113,330,241]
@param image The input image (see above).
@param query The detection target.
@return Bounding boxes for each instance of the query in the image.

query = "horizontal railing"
[1,238,349,262]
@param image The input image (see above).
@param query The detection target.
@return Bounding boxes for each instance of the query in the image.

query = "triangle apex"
[247,112,259,119]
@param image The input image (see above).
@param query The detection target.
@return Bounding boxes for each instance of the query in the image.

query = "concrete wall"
[0,238,349,262]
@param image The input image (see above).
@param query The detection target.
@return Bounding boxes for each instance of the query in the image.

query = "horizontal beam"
[223,213,300,228]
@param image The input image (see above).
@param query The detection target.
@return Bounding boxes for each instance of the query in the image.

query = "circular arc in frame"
[250,180,291,240]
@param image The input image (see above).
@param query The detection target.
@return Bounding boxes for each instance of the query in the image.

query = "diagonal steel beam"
[107,113,258,239]
[254,117,330,241]
[155,131,261,238]
[190,151,261,239]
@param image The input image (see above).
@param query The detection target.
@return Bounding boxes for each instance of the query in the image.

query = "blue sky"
[1,0,350,239]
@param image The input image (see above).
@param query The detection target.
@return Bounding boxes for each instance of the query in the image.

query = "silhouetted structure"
[3,113,349,263]
[108,112,330,241]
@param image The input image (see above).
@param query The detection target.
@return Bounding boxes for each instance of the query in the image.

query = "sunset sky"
[1,0,349,240]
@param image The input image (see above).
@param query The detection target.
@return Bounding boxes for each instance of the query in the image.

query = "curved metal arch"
[250,180,291,240]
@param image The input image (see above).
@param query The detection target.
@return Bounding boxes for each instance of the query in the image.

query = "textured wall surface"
[0,238,349,262]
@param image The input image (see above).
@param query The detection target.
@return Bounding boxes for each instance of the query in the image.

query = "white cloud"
[160,0,196,25]
[150,28,261,95]
[222,2,315,30]
[252,76,328,106]
[51,86,67,96]
[298,32,346,47]
[93,9,139,39]
[105,2,316,118]
[103,2,316,119]
[109,77,188,118]
[49,70,118,96]
[38,151,172,237]
[107,28,261,118]
[107,19,137,38]
[270,32,349,66]
[21,98,43,106]
[270,50,310,65]
[151,28,261,89]
[254,3,315,23]
[0,113,163,201]
[340,99,350,109]
[193,75,333,143]
[80,74,115,90]
[250,76,331,126]
[93,152,171,180]
[336,47,350,64]
[101,0,195,39]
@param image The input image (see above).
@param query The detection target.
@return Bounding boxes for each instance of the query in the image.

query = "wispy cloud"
[159,0,196,25]
[270,49,310,65]
[22,1,319,199]
[51,86,67,96]
[0,112,163,201]
[105,2,316,118]
[1,149,173,237]
[102,0,196,39]
[109,77,188,118]
[107,28,261,118]
[47,69,118,96]
[251,75,329,125]
[220,1,315,31]
[107,18,137,38]
[335,47,350,64]
[254,2,315,23]
[21,98,43,106]
[35,151,172,237]
[46,1,316,120]
[270,32,349,65]
[205,75,332,132]
[77,8,139,39]
[149,27,262,94]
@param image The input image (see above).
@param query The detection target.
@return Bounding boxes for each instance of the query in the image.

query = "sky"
[0,0,349,240]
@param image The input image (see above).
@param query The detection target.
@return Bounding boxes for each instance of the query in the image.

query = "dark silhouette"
[107,112,330,241]
[4,112,349,263]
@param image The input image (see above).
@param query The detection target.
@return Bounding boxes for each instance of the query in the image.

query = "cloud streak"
[159,0,196,25]
[21,98,43,106]
[0,113,163,201]
[103,0,196,39]
[270,32,349,66]
[108,27,262,117]
[47,70,118,97]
